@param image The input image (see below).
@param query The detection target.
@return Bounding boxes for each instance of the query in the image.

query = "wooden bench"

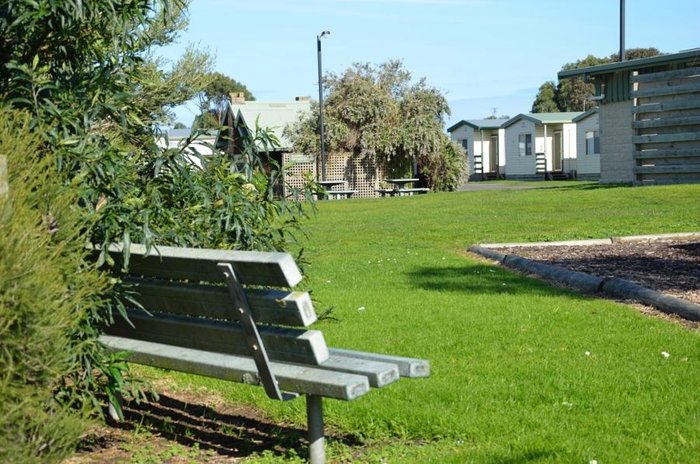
[97,244,429,463]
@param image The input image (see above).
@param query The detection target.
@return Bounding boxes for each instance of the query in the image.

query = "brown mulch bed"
[489,236,700,306]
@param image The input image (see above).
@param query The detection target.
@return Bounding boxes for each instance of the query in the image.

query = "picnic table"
[318,180,346,190]
[385,178,419,190]
[318,180,355,200]
[376,178,429,197]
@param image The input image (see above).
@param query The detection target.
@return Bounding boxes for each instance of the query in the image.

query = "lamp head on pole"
[318,30,330,40]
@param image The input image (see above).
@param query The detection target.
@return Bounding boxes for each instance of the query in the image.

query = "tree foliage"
[0,0,314,439]
[531,48,663,112]
[0,109,111,463]
[195,71,255,128]
[531,81,559,113]
[554,54,610,112]
[609,47,662,62]
[286,60,465,190]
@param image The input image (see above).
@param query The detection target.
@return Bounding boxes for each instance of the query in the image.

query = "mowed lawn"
[166,182,700,463]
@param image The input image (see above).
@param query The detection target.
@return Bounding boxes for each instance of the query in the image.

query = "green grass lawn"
[161,182,700,463]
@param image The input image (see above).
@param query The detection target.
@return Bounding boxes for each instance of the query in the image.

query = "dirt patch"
[63,380,361,463]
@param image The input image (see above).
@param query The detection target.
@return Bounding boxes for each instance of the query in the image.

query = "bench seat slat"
[100,335,370,401]
[328,348,430,378]
[319,354,399,387]
[126,278,317,327]
[105,244,302,287]
[106,309,329,365]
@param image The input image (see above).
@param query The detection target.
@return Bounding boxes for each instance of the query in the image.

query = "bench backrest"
[101,244,329,376]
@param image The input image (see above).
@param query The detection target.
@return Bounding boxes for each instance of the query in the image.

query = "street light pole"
[317,30,330,181]
[619,0,625,61]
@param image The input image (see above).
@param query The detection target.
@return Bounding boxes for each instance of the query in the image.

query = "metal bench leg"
[306,394,325,464]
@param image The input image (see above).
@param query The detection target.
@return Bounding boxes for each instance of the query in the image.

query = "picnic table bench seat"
[375,187,429,197]
[320,189,356,200]
[398,187,429,195]
[96,243,429,464]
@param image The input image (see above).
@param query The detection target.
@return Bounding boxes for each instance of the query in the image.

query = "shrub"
[0,109,110,462]
[1,0,316,425]
[422,139,467,192]
[285,60,464,190]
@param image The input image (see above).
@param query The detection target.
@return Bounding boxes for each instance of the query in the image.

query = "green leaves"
[286,60,463,190]
[0,108,110,462]
[1,3,315,455]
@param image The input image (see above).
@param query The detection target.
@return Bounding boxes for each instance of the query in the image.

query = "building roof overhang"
[558,48,700,81]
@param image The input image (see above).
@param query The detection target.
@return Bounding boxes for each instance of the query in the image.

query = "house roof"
[572,108,599,123]
[229,99,311,150]
[558,48,700,80]
[167,128,192,140]
[156,128,219,150]
[503,112,583,128]
[447,118,509,132]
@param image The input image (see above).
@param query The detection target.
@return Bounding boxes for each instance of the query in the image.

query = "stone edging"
[476,232,700,249]
[467,232,700,322]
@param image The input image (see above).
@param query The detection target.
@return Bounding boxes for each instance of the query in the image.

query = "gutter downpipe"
[585,93,606,111]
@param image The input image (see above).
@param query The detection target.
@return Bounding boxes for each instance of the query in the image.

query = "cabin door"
[489,135,499,172]
[553,131,563,171]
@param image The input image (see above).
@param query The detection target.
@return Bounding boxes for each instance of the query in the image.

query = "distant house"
[503,112,583,180]
[218,93,313,194]
[573,109,601,180]
[156,128,218,168]
[219,93,311,155]
[447,119,508,180]
[558,48,700,185]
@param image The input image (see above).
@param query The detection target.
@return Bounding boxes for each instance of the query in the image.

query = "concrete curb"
[467,245,506,263]
[470,245,605,294]
[601,278,700,322]
[479,232,700,249]
[468,235,700,322]
[502,254,605,294]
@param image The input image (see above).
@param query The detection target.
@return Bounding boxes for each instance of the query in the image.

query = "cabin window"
[518,134,532,156]
[585,131,600,155]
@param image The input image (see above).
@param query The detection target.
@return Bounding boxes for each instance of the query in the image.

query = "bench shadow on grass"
[100,393,361,460]
[406,263,589,300]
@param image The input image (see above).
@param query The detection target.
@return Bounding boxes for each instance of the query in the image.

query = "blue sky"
[159,0,700,128]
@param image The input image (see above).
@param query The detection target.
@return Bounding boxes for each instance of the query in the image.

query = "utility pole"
[620,0,625,61]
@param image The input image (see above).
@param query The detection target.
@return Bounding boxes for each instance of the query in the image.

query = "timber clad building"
[558,49,700,185]
[502,112,582,181]
[448,112,599,181]
[446,119,508,180]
